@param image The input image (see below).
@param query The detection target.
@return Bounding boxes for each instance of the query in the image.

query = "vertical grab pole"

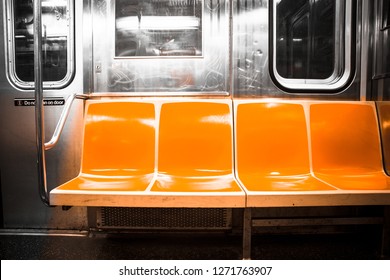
[34,0,49,206]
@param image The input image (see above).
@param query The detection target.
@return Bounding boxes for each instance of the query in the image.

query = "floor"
[0,229,386,260]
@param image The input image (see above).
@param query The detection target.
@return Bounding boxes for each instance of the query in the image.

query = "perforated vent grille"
[97,208,232,230]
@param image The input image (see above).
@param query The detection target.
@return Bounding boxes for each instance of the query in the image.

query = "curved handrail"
[45,93,76,151]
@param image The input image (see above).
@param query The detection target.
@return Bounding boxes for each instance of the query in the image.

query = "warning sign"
[14,98,65,107]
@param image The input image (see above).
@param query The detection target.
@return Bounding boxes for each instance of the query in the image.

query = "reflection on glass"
[115,0,202,57]
[276,0,335,79]
[13,0,69,82]
[291,15,309,79]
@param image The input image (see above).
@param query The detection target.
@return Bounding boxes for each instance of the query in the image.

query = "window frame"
[270,0,353,92]
[4,0,75,90]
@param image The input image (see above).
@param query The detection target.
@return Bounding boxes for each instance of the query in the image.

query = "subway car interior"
[0,0,390,260]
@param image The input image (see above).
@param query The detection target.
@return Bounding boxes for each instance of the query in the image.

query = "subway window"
[5,0,74,89]
[272,0,352,91]
[115,0,203,57]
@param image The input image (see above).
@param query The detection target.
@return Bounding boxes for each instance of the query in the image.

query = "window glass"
[272,0,352,91]
[115,0,202,57]
[290,14,309,78]
[276,0,335,79]
[7,0,73,88]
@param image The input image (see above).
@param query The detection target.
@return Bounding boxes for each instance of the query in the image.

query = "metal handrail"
[34,0,49,206]
[34,1,76,206]
[45,93,76,151]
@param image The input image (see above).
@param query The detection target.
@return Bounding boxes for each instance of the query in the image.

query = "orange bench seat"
[50,101,156,206]
[235,101,337,207]
[310,102,390,192]
[235,101,390,208]
[50,99,245,208]
[149,101,244,207]
[50,99,390,208]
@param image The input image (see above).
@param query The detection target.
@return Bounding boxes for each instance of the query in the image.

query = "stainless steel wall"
[232,0,361,99]
[0,1,87,229]
[92,0,231,94]
[89,0,363,98]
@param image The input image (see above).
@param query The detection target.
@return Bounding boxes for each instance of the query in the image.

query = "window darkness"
[383,0,390,30]
[276,0,336,79]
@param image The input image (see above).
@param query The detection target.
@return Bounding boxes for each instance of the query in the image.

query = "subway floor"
[0,228,386,260]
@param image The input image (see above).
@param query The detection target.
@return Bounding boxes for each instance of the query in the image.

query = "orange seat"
[50,101,156,206]
[150,101,245,207]
[310,102,390,191]
[377,102,390,175]
[235,102,335,207]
